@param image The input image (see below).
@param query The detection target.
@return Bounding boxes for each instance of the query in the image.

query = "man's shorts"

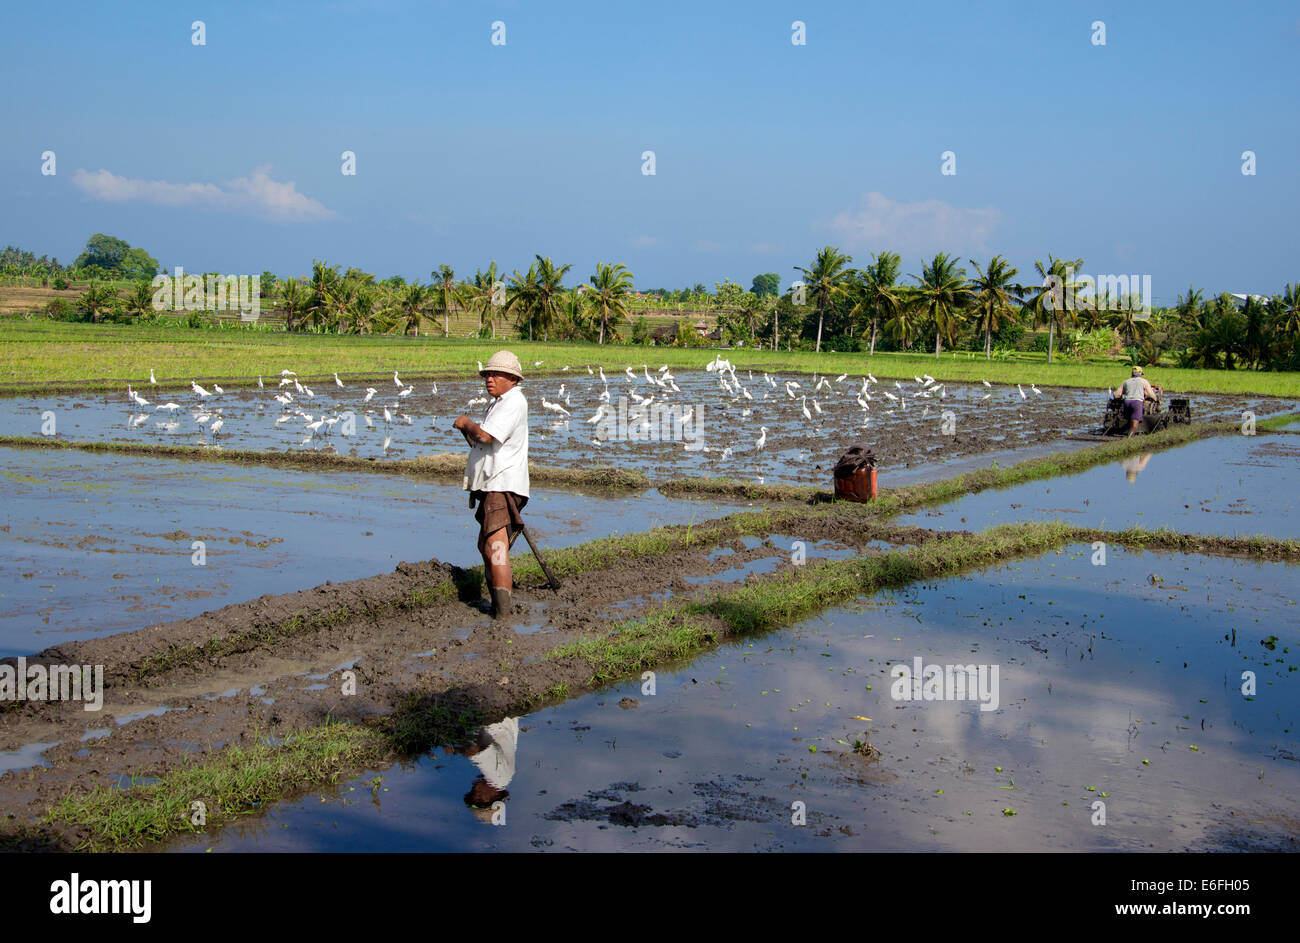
[472,490,528,549]
[1123,399,1144,422]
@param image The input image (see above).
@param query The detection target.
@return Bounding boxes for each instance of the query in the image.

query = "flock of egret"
[119,355,1045,461]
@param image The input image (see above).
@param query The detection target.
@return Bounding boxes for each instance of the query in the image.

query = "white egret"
[394,371,403,388]
[334,373,344,388]
[1017,384,1027,399]
[755,426,768,451]
[281,370,296,377]
[398,386,413,398]
[149,368,157,385]
[801,396,812,422]
[363,388,377,402]
[155,402,180,412]
[213,383,224,395]
[1031,384,1042,395]
[382,435,392,451]
[867,373,878,383]
[981,379,992,388]
[534,360,544,367]
[192,381,211,398]
[258,376,264,390]
[210,418,224,437]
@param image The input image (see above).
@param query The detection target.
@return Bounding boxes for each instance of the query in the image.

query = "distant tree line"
[8,236,1299,370]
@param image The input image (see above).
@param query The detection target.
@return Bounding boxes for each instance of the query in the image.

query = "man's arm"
[453,415,497,445]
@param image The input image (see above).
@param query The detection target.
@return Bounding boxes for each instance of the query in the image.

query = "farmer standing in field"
[1113,366,1156,437]
[453,351,529,620]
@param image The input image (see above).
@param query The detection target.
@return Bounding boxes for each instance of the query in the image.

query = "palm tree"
[883,287,924,349]
[1270,283,1300,348]
[504,262,540,340]
[848,251,902,356]
[1176,284,1205,332]
[588,261,634,344]
[794,246,854,352]
[468,262,504,337]
[967,255,1022,360]
[307,260,341,332]
[430,265,468,337]
[279,277,310,332]
[527,255,572,341]
[910,252,970,357]
[396,281,430,336]
[126,281,154,320]
[79,281,117,323]
[1025,255,1084,363]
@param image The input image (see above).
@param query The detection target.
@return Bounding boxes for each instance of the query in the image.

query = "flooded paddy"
[167,545,1299,853]
[0,446,750,656]
[898,434,1300,539]
[1,372,1283,487]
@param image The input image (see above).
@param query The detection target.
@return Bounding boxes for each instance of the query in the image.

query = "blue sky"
[2,0,1297,302]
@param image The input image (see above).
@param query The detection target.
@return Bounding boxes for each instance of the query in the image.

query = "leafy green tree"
[120,247,159,280]
[73,234,132,272]
[751,273,780,297]
[631,316,649,345]
[467,262,504,338]
[794,246,854,352]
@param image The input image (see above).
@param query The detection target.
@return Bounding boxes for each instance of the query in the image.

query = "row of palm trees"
[273,258,637,343]
[787,247,1300,366]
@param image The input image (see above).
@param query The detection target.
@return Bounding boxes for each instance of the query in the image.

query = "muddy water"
[1,374,1283,487]
[897,435,1300,539]
[167,546,1299,852]
[0,446,749,656]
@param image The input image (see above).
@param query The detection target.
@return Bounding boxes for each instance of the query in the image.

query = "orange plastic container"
[834,465,878,502]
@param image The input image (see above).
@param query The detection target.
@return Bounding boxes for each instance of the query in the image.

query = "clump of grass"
[48,720,384,851]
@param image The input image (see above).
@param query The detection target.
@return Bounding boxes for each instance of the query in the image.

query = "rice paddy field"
[2,326,1298,855]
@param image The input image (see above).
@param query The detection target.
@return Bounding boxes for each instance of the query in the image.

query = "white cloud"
[825,192,1000,257]
[71,165,334,223]
[630,234,663,249]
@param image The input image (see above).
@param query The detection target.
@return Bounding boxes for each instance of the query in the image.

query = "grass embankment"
[38,516,1300,851]
[4,319,1300,397]
[0,435,650,491]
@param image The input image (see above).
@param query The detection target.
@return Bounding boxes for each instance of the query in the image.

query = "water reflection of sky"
[897,434,1300,539]
[171,546,1300,853]
[0,446,747,656]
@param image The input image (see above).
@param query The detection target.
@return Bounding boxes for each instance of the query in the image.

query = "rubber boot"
[490,586,513,621]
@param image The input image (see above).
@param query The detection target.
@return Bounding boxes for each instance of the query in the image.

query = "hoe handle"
[518,525,562,592]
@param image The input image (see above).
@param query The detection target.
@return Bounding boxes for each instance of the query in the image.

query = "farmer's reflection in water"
[451,716,519,822]
[1121,452,1153,483]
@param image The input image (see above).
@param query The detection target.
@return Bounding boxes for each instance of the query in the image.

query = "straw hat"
[1132,366,1144,376]
[480,350,523,381]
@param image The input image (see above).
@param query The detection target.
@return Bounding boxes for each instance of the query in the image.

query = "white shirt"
[470,717,519,789]
[464,384,530,496]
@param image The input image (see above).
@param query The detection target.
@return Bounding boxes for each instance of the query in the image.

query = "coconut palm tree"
[910,252,970,357]
[1176,284,1205,333]
[848,251,902,356]
[883,287,924,349]
[1270,283,1300,349]
[467,262,504,338]
[78,281,117,323]
[526,255,572,341]
[588,261,634,344]
[505,262,540,340]
[1024,255,1084,363]
[430,264,468,337]
[794,246,854,352]
[126,281,154,320]
[396,281,430,336]
[967,255,1023,360]
[279,277,310,332]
